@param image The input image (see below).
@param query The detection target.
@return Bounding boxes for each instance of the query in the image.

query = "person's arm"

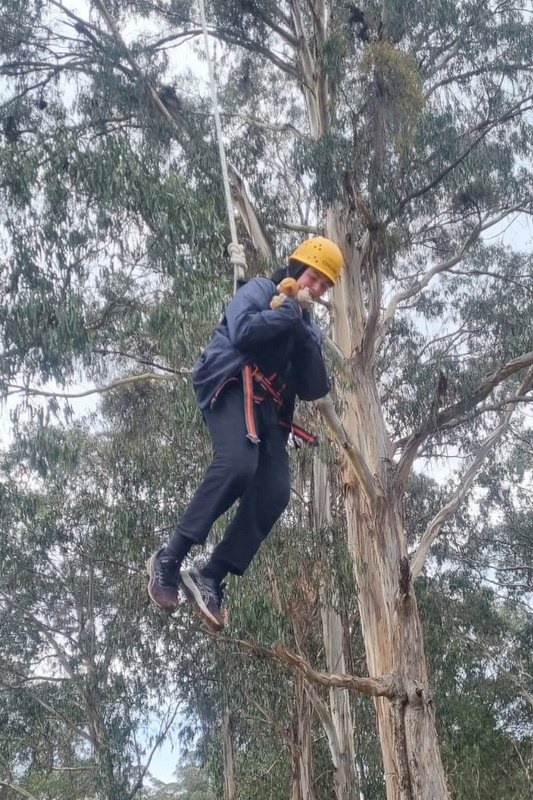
[291,314,331,401]
[225,277,303,350]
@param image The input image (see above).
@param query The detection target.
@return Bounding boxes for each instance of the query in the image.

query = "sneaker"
[180,567,226,632]
[146,549,180,612]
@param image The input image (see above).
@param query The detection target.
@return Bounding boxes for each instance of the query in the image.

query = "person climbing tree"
[147,236,344,631]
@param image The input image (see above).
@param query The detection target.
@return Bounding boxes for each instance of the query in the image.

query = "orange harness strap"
[243,364,260,443]
[242,364,318,447]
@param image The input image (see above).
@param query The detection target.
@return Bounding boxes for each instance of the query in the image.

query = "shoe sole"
[146,555,178,613]
[180,569,224,632]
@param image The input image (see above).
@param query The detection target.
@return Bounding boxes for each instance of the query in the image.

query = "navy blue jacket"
[193,277,330,416]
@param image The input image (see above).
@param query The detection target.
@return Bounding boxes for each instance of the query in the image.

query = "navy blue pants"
[167,384,290,575]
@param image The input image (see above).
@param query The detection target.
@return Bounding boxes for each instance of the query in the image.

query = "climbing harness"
[198,0,246,293]
[242,364,318,447]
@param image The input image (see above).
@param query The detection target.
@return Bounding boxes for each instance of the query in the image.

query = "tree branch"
[462,635,533,712]
[304,682,341,767]
[410,367,533,580]
[398,352,533,486]
[92,0,190,138]
[392,95,533,218]
[378,205,525,349]
[126,703,182,800]
[0,783,38,800]
[223,636,399,698]
[7,371,191,400]
[204,26,298,79]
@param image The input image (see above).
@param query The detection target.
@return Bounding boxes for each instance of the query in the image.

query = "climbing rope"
[197,0,247,292]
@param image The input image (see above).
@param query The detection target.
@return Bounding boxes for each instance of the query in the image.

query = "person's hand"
[270,277,298,309]
[296,287,314,310]
[270,291,289,309]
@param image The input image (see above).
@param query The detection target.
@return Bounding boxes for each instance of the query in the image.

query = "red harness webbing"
[242,364,318,446]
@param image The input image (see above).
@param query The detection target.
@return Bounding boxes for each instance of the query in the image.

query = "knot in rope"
[227,242,246,283]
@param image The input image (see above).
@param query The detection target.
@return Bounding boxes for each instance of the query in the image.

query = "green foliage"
[146,759,216,799]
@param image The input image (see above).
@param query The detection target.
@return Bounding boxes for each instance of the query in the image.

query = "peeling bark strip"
[391,699,413,800]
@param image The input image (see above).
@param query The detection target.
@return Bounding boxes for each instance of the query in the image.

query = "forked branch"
[397,352,533,487]
[410,366,533,580]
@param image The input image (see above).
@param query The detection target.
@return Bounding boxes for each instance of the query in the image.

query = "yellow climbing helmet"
[288,236,344,284]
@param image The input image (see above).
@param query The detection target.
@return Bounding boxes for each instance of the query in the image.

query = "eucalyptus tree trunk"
[327,214,448,800]
[313,459,359,800]
[290,676,317,800]
[286,0,449,792]
[222,708,235,800]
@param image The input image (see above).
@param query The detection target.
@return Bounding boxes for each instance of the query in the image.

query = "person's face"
[296,267,333,299]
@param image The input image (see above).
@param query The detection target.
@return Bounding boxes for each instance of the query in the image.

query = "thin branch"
[7,371,191,400]
[203,26,298,79]
[92,0,188,136]
[226,112,307,139]
[32,696,95,745]
[0,783,37,800]
[392,94,533,218]
[378,220,483,345]
[93,349,178,373]
[126,704,182,800]
[379,204,528,351]
[462,635,533,711]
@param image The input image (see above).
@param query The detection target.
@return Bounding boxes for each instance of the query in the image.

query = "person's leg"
[181,400,290,630]
[203,401,291,577]
[167,385,259,554]
[148,385,258,611]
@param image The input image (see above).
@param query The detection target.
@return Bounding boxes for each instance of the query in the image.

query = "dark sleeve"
[291,316,331,401]
[225,277,303,350]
